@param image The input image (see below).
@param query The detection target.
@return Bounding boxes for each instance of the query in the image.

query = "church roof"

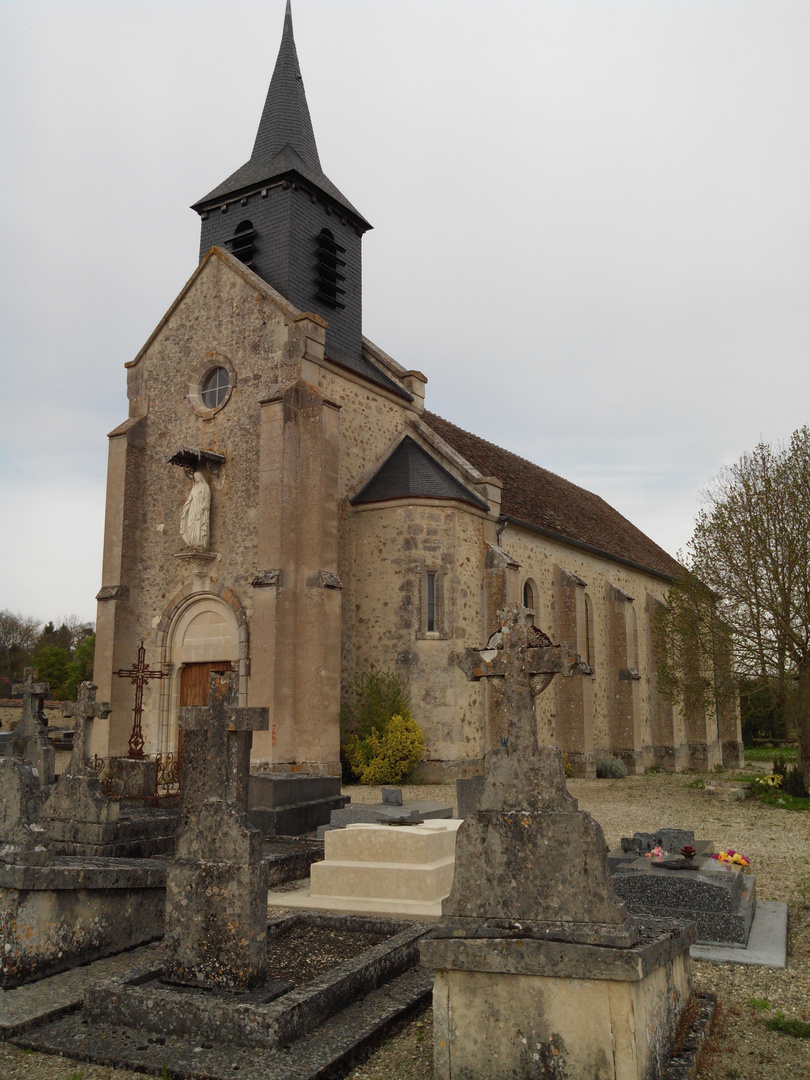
[193,1,369,227]
[423,412,682,581]
[351,436,490,510]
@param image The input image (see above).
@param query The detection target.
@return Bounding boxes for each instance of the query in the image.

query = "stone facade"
[92,4,741,779]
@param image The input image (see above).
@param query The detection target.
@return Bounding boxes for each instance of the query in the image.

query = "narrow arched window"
[584,593,595,669]
[227,220,256,266]
[315,228,346,308]
[523,581,535,612]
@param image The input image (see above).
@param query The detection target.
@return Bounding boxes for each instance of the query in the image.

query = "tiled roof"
[423,412,682,580]
[351,436,490,510]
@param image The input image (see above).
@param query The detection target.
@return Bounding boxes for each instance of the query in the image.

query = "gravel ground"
[2,773,808,1079]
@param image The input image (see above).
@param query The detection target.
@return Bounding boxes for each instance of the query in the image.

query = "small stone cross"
[12,668,50,740]
[459,604,584,758]
[165,670,270,991]
[61,682,111,776]
[11,667,55,786]
[178,671,269,817]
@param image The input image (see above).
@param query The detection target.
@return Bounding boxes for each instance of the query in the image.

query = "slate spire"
[251,0,321,173]
[193,0,367,224]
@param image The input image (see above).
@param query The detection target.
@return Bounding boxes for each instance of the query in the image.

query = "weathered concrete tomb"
[89,0,742,787]
[421,607,700,1080]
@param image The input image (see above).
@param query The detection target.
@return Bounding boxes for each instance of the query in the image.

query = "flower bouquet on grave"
[680,845,697,861]
[712,849,750,867]
[643,845,665,860]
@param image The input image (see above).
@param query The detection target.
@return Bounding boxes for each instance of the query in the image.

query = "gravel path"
[2,774,808,1079]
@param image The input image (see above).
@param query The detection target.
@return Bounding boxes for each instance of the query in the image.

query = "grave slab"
[269,820,462,920]
[690,900,787,968]
[318,798,452,836]
[612,856,756,946]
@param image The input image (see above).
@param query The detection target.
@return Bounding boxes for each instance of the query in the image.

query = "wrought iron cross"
[61,682,111,776]
[115,642,169,760]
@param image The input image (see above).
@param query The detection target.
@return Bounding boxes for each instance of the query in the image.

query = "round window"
[201,367,230,409]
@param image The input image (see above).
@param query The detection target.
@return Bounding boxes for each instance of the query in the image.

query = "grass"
[747,997,771,1010]
[754,789,810,812]
[684,777,705,789]
[744,745,797,763]
[765,1011,810,1039]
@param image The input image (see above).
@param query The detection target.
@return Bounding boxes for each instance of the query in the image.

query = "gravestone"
[163,671,270,990]
[0,756,50,864]
[11,669,55,787]
[421,605,695,1080]
[40,683,120,839]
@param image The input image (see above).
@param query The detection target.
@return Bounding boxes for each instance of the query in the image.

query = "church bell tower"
[192,1,371,372]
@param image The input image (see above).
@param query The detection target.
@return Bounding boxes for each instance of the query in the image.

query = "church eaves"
[423,412,683,581]
[193,1,368,227]
[351,436,490,510]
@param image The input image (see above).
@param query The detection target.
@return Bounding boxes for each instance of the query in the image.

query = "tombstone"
[40,683,119,832]
[163,671,270,990]
[421,605,695,1080]
[0,756,51,864]
[11,668,55,787]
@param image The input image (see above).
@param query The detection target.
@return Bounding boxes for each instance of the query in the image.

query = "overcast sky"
[1,0,808,626]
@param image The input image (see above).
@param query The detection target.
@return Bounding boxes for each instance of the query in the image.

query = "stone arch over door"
[154,587,248,753]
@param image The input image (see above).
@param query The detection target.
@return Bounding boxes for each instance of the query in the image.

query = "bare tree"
[669,427,810,784]
[0,610,41,681]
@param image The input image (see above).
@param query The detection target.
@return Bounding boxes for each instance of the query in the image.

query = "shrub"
[340,666,414,782]
[340,666,410,743]
[595,755,628,779]
[344,714,426,785]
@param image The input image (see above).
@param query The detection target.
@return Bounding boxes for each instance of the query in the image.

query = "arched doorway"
[157,595,243,753]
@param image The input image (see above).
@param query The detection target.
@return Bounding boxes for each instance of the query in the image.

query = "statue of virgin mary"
[180,471,211,548]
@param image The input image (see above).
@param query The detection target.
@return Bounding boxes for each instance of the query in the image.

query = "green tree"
[63,634,96,700]
[662,427,810,785]
[30,645,70,699]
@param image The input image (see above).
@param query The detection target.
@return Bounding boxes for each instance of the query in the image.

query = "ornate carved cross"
[115,641,169,760]
[61,682,111,776]
[459,604,586,759]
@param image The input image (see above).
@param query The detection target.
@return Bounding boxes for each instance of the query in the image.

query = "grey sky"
[1,0,808,624]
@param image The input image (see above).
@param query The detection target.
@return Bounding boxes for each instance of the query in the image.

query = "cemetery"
[0,608,802,1080]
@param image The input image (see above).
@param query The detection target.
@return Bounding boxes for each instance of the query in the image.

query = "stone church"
[92,2,741,779]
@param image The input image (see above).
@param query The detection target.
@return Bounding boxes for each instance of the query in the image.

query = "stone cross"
[458,604,583,761]
[61,682,111,776]
[164,671,270,991]
[11,668,55,787]
[115,641,169,759]
[442,602,635,940]
[177,670,269,817]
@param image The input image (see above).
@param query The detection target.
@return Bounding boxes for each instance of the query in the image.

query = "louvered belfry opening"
[227,220,256,267]
[315,228,346,308]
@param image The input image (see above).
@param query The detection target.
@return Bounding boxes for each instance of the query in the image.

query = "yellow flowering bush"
[344,713,426,785]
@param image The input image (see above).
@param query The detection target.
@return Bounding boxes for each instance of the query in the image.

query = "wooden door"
[178,661,235,754]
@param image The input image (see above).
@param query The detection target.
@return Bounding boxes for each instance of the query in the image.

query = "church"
[92,2,741,779]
